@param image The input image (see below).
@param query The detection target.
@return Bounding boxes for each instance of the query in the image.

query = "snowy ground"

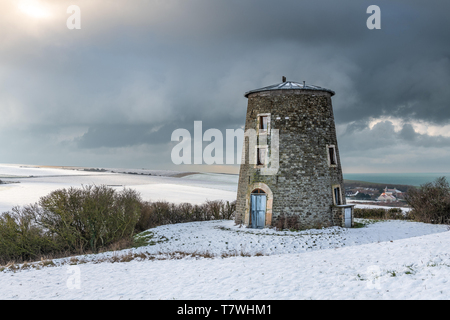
[0,219,449,299]
[347,200,411,212]
[1,163,450,300]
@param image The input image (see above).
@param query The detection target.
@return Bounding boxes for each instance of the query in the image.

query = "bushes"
[37,185,142,254]
[0,185,142,264]
[0,206,58,263]
[0,184,236,264]
[405,177,450,224]
[135,199,236,232]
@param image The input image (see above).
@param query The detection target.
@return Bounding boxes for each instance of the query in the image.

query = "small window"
[257,147,267,166]
[257,113,270,135]
[328,145,337,166]
[259,116,268,133]
[333,186,342,205]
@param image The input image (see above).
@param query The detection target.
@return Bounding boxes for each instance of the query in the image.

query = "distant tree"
[405,177,450,224]
[355,192,371,200]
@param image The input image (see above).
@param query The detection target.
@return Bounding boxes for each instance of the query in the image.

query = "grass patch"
[132,230,169,248]
[352,221,367,228]
[354,207,412,220]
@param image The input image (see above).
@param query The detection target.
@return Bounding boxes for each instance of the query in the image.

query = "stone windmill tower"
[235,77,354,229]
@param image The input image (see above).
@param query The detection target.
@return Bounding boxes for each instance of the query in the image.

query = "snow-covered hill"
[0,219,449,299]
[1,164,449,299]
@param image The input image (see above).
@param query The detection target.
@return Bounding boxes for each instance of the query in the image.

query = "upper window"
[255,113,270,168]
[257,113,271,135]
[328,145,337,166]
[259,116,268,133]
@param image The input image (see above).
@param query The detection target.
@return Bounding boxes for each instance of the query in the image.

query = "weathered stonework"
[235,83,353,229]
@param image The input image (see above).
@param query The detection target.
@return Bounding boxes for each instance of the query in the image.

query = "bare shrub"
[37,185,141,253]
[0,205,58,265]
[205,200,223,220]
[221,201,236,220]
[1,183,237,265]
[149,201,171,226]
[191,204,205,221]
[135,201,155,232]
[0,185,142,264]
[405,177,450,224]
[136,199,235,232]
[178,203,194,221]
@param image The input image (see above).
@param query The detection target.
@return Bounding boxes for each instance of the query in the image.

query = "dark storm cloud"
[76,117,245,149]
[5,0,450,127]
[113,0,450,126]
[76,124,171,149]
[2,0,450,171]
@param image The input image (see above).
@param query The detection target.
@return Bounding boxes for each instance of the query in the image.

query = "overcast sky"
[1,0,450,173]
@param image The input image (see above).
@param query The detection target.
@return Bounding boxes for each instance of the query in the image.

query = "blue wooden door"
[344,207,352,228]
[251,194,266,228]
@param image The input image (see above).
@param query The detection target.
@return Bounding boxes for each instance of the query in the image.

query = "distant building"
[384,187,402,195]
[346,190,359,197]
[382,186,404,199]
[377,192,396,202]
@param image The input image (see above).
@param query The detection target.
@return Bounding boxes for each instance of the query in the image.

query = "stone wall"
[235,89,346,229]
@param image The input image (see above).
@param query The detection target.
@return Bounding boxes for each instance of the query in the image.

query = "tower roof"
[244,79,335,98]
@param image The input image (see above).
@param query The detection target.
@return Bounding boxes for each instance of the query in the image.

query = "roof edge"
[244,81,335,98]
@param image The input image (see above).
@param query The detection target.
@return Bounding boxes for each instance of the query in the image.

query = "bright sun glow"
[17,0,51,18]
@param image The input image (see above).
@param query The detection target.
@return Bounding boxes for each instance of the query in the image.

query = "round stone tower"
[235,78,353,229]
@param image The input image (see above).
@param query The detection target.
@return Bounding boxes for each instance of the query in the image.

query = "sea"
[343,173,450,187]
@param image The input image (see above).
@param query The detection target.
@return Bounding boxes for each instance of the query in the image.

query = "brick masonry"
[235,88,352,229]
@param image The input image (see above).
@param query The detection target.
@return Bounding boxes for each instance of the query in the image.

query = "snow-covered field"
[1,163,450,300]
[347,199,412,212]
[1,220,449,300]
[0,164,237,213]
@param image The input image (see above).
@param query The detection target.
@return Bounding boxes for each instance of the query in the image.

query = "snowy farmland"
[0,163,238,213]
[1,163,450,300]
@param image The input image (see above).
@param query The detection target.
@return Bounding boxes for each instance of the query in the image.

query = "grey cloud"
[2,0,450,171]
[398,123,450,148]
[398,123,417,141]
[340,121,450,154]
[76,124,171,149]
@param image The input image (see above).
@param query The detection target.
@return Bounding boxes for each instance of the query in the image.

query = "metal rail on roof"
[244,79,335,98]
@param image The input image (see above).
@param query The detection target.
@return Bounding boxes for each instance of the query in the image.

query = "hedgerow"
[0,185,236,265]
